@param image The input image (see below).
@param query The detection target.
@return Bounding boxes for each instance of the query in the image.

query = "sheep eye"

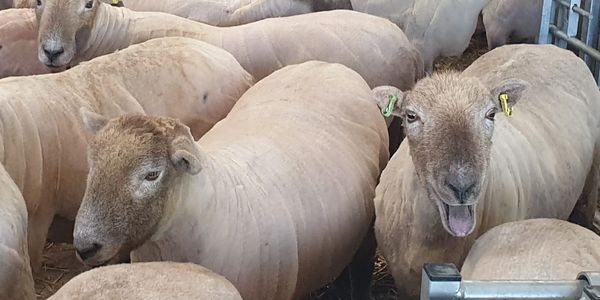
[405,110,419,123]
[36,0,41,6]
[144,171,160,181]
[485,108,497,121]
[85,0,93,9]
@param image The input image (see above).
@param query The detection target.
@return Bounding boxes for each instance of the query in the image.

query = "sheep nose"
[76,243,102,261]
[42,45,64,62]
[446,177,476,204]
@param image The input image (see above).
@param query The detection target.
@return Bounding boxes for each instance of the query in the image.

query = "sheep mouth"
[440,202,475,237]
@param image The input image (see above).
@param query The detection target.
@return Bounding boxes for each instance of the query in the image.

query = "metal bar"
[539,0,556,43]
[556,0,571,8]
[461,281,584,300]
[583,0,600,72]
[560,0,581,49]
[550,25,600,61]
[573,4,592,18]
[585,0,600,87]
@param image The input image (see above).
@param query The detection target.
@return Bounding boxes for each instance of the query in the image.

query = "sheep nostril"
[42,45,64,61]
[76,243,102,261]
[446,180,476,204]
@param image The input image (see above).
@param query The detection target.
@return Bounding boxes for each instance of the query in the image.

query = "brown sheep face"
[35,0,98,67]
[377,72,528,237]
[74,110,203,266]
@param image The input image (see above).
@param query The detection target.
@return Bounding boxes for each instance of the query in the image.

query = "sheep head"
[35,0,100,68]
[74,109,203,266]
[378,72,528,237]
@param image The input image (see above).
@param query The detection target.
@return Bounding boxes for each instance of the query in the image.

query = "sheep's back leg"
[327,226,376,300]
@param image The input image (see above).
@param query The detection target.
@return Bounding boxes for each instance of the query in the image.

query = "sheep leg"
[27,207,56,273]
[569,144,600,232]
[329,226,376,300]
[485,26,509,50]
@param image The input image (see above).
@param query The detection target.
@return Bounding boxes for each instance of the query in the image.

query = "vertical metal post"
[587,0,600,87]
[558,0,581,48]
[538,0,556,44]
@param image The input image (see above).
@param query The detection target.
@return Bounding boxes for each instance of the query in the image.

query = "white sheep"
[0,9,51,78]
[373,44,600,298]
[26,0,423,89]
[482,0,543,49]
[0,37,253,273]
[351,0,490,72]
[99,0,352,26]
[462,219,600,281]
[74,61,389,300]
[49,262,242,300]
[0,163,34,300]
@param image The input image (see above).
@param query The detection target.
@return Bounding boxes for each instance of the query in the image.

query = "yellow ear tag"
[111,0,119,4]
[499,93,513,117]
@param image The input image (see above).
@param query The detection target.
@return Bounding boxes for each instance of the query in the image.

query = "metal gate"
[539,0,600,86]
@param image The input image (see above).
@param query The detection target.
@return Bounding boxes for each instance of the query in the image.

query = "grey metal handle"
[421,263,600,300]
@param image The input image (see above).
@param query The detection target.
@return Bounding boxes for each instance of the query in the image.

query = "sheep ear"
[491,79,529,107]
[80,107,108,134]
[372,86,404,118]
[169,126,203,175]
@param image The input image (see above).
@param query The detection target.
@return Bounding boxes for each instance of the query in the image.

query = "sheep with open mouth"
[373,44,600,299]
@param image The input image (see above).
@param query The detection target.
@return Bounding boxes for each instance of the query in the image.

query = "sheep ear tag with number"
[499,93,513,117]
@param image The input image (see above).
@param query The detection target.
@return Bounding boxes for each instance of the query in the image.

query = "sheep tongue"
[448,205,473,237]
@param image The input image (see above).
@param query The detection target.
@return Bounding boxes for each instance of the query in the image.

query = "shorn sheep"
[373,44,600,298]
[73,61,389,299]
[49,262,242,300]
[462,219,600,281]
[0,163,34,300]
[31,0,423,88]
[482,0,543,49]
[0,37,252,272]
[351,0,489,72]
[0,9,50,77]
[99,0,352,26]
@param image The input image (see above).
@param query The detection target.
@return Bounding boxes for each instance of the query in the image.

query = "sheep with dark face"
[374,44,600,298]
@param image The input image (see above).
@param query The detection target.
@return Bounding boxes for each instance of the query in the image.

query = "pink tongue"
[448,205,474,237]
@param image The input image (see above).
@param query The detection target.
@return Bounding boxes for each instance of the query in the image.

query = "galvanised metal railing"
[539,0,600,87]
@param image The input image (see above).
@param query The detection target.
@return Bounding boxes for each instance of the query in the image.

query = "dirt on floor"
[34,34,489,300]
[35,242,90,299]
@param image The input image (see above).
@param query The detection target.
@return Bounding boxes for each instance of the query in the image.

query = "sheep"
[73,61,389,300]
[97,0,352,26]
[0,163,34,300]
[49,262,242,300]
[0,37,253,273]
[461,219,600,280]
[482,0,543,49]
[0,0,32,8]
[29,0,422,89]
[351,0,490,72]
[0,9,51,78]
[372,44,600,299]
